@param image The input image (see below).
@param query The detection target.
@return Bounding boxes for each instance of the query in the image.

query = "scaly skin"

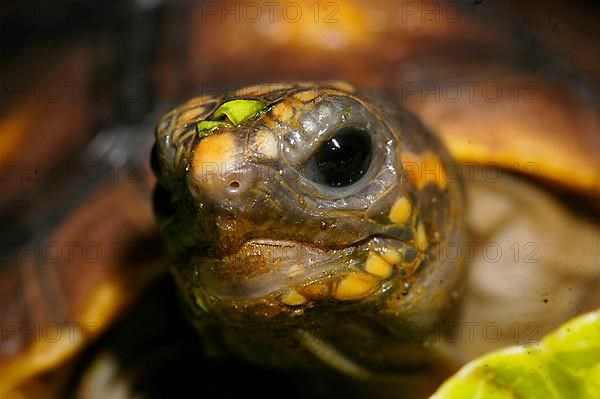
[153,82,465,388]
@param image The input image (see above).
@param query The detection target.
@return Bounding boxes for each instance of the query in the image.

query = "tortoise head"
[152,82,465,369]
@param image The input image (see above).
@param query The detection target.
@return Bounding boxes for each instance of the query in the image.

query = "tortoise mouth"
[195,236,419,304]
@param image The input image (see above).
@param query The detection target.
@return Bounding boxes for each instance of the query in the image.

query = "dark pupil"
[314,127,372,187]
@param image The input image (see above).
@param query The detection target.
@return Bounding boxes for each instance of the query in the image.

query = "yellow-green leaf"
[212,99,266,126]
[197,120,231,137]
[431,310,600,399]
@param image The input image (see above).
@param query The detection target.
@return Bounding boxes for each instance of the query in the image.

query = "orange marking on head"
[402,151,447,190]
[193,132,236,169]
[271,102,295,121]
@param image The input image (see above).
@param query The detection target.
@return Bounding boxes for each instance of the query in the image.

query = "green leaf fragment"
[196,99,267,138]
[197,120,231,137]
[431,310,600,399]
[212,99,267,126]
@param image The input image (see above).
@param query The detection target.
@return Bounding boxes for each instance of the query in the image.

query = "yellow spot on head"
[293,90,319,102]
[389,196,412,224]
[334,274,377,301]
[364,252,393,278]
[281,289,307,306]
[381,246,402,266]
[191,132,237,195]
[193,132,236,171]
[271,102,295,121]
[254,129,279,159]
[402,151,447,190]
[423,152,447,190]
[415,222,428,251]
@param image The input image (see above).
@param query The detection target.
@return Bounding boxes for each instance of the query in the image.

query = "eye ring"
[303,126,373,188]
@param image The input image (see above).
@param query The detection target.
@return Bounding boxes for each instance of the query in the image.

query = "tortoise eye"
[303,127,373,188]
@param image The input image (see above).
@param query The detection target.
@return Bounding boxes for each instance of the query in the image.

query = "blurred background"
[2,0,600,184]
[2,0,600,205]
[1,0,599,397]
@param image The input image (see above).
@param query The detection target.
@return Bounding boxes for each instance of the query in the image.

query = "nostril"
[227,180,241,194]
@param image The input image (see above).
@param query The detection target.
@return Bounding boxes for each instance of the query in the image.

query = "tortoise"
[1,1,600,398]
